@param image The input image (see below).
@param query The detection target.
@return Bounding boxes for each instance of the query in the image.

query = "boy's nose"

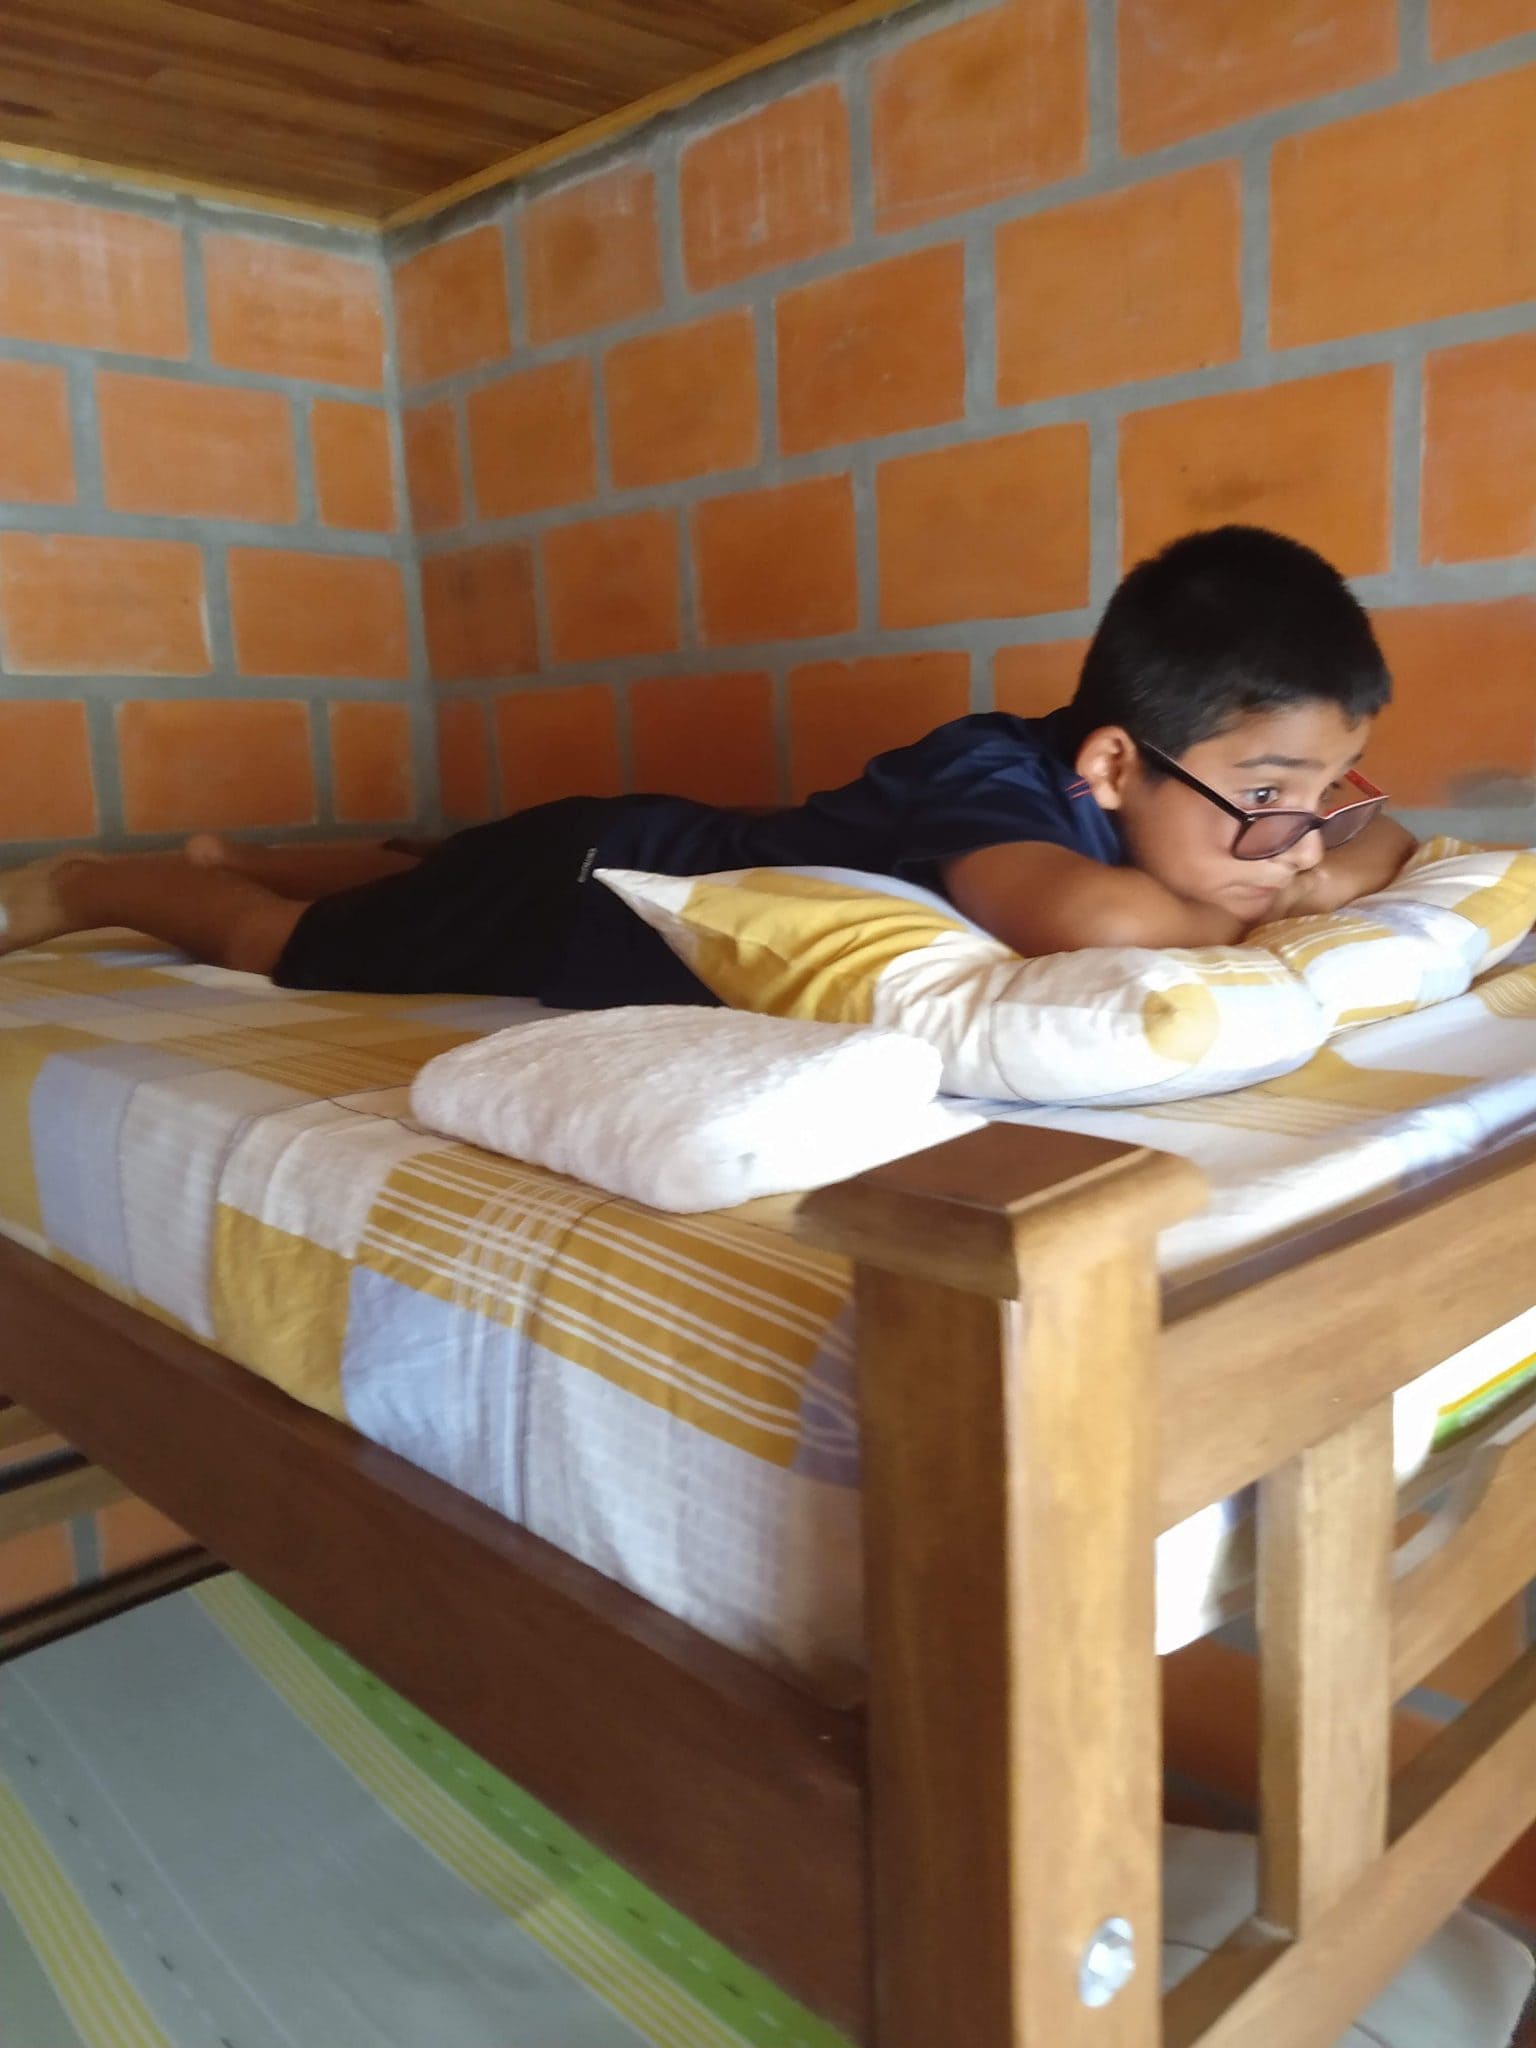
[1283,828,1326,874]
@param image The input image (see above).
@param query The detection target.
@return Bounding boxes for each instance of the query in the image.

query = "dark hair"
[1067,525,1391,758]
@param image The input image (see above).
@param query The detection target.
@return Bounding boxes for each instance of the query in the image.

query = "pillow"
[601,841,1536,1106]
[598,864,1327,1105]
[1251,837,1536,1032]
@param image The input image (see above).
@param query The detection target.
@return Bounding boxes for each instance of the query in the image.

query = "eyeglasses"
[1137,741,1388,862]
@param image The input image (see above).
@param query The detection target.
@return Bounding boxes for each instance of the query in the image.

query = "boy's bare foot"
[0,854,100,956]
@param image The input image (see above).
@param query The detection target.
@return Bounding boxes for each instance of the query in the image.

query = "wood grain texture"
[1257,1404,1395,1933]
[810,1122,1204,2046]
[0,0,908,220]
[1169,1648,1536,2048]
[1157,1132,1536,1531]
[1393,1403,1536,1698]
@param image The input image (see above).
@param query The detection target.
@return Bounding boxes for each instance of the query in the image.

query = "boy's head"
[1068,526,1392,921]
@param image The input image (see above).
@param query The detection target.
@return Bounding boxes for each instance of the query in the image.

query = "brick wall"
[0,174,427,855]
[390,0,1536,843]
[2,0,1534,859]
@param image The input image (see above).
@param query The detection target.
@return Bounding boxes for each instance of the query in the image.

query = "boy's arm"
[942,842,1252,955]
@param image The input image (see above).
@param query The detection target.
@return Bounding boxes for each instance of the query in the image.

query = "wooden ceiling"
[0,0,900,225]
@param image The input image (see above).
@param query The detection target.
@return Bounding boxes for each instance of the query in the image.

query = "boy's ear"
[1074,724,1141,812]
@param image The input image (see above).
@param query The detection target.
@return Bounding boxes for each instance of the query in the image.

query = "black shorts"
[273,796,611,999]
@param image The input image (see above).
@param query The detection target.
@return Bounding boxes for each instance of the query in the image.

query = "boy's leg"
[184,834,431,898]
[0,854,306,974]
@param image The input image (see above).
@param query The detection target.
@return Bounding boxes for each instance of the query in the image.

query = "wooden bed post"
[800,1125,1205,2047]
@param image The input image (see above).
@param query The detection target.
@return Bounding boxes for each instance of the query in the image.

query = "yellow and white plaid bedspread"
[3,929,1535,1700]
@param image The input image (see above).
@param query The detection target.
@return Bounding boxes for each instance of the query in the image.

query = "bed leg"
[800,1127,1205,2047]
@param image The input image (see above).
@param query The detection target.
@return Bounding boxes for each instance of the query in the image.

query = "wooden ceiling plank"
[0,56,467,214]
[0,0,612,139]
[0,125,405,218]
[174,0,735,103]
[1,43,549,176]
[0,46,490,181]
[388,0,925,226]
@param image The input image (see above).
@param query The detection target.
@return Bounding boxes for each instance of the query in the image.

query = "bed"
[5,927,1536,2045]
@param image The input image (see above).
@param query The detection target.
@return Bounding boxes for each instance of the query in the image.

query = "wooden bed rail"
[800,1118,1536,2048]
[801,1124,1208,2048]
[1159,1126,1536,1527]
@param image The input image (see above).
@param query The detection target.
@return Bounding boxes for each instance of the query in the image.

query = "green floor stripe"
[220,1582,850,2048]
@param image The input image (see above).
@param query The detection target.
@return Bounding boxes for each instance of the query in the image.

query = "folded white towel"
[408,1006,983,1212]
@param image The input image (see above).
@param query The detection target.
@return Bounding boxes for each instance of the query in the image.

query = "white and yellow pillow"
[1251,836,1536,1031]
[598,864,1323,1105]
[599,840,1536,1107]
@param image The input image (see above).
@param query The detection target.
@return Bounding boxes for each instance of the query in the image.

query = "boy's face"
[1079,701,1375,918]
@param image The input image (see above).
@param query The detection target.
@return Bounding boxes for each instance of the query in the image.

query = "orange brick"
[1368,598,1536,802]
[871,0,1088,232]
[392,226,512,386]
[1370,599,1536,806]
[1431,0,1536,55]
[437,698,494,820]
[0,1523,74,1610]
[789,653,972,800]
[0,702,97,841]
[118,699,315,832]
[494,684,623,810]
[1119,0,1396,156]
[403,400,464,534]
[996,165,1241,405]
[98,372,297,523]
[0,533,207,675]
[1119,367,1393,577]
[0,360,73,504]
[681,85,852,292]
[605,312,759,490]
[96,1499,192,1574]
[467,360,597,520]
[877,428,1091,630]
[630,671,778,805]
[229,550,409,680]
[204,233,384,388]
[694,475,859,647]
[777,245,966,455]
[543,510,680,665]
[1422,333,1536,566]
[994,639,1090,719]
[0,192,187,356]
[1272,69,1536,348]
[312,401,396,533]
[329,701,415,824]
[520,166,662,346]
[422,542,539,682]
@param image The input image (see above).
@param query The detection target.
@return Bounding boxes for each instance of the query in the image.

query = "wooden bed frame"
[5,1116,1536,2046]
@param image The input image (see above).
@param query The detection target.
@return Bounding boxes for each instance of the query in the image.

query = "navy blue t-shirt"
[541,708,1123,1008]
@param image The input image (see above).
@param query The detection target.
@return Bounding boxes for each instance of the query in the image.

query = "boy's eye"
[1242,786,1282,809]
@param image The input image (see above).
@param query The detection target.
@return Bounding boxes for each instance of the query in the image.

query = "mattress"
[2,929,1536,1701]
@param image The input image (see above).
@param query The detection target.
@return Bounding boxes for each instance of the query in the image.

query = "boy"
[0,526,1415,999]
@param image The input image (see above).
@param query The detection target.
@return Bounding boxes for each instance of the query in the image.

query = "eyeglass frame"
[1135,740,1389,862]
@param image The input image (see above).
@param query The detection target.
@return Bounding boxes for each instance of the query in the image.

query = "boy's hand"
[1270,817,1418,920]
